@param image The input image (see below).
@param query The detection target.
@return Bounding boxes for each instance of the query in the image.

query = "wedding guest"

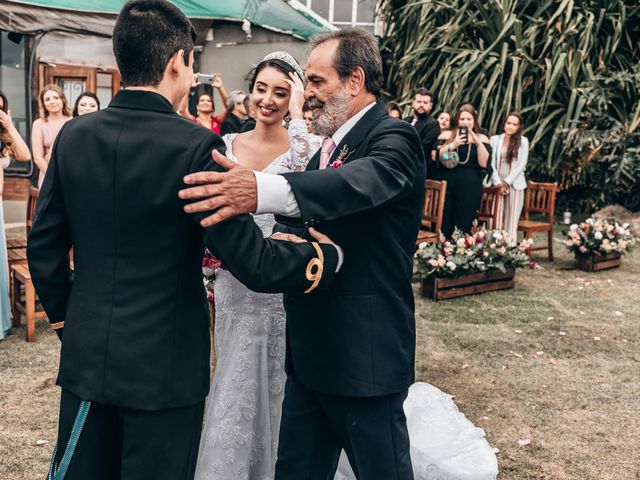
[437,111,451,131]
[436,103,490,236]
[386,101,402,118]
[490,112,528,244]
[179,73,229,133]
[220,89,247,135]
[31,84,72,188]
[432,111,451,161]
[192,92,225,133]
[405,88,440,178]
[302,101,314,133]
[194,51,321,480]
[240,94,256,132]
[72,92,100,116]
[0,92,30,341]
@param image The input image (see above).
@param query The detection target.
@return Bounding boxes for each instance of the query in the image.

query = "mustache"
[307,99,325,110]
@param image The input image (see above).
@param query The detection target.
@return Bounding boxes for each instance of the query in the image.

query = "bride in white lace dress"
[194,52,320,480]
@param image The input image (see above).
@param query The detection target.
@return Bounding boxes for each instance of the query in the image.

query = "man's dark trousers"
[53,389,204,479]
[275,375,413,480]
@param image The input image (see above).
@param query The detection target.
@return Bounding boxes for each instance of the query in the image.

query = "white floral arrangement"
[565,217,636,256]
[414,226,535,278]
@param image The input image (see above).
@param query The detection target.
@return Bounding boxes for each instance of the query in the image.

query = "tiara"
[261,51,305,81]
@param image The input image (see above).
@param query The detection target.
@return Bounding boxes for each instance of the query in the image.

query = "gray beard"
[312,87,351,137]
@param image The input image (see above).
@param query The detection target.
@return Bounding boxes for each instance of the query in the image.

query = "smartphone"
[459,125,468,142]
[196,73,214,85]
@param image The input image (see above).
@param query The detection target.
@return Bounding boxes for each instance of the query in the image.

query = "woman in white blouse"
[490,112,528,245]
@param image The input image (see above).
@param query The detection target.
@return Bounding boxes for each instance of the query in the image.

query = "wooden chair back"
[476,186,501,229]
[26,187,39,234]
[421,180,447,234]
[522,181,557,223]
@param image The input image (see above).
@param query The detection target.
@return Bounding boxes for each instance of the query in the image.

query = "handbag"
[440,143,472,169]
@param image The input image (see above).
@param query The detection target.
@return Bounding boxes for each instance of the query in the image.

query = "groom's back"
[49,90,219,409]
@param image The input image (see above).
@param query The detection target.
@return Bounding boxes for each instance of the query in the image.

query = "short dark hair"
[414,88,433,100]
[73,92,101,117]
[113,0,196,87]
[247,58,298,92]
[310,27,383,97]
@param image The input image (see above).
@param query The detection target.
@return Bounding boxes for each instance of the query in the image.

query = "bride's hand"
[284,72,305,120]
[272,233,307,243]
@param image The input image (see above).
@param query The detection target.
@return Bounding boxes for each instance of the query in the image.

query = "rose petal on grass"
[549,357,557,365]
[518,439,531,447]
[615,311,623,316]
[546,316,554,320]
[594,336,601,341]
[514,329,522,333]
[536,351,544,356]
[34,440,48,447]
[559,331,567,336]
[492,447,500,454]
[507,351,523,358]
[462,363,471,369]
[481,416,490,420]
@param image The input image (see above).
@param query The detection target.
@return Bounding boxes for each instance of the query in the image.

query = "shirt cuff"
[255,171,301,217]
[334,245,344,272]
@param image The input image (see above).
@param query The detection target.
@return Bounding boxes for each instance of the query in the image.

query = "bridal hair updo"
[247,57,300,92]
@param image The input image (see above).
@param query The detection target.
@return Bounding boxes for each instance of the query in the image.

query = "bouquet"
[202,250,222,303]
[565,217,636,256]
[414,226,535,279]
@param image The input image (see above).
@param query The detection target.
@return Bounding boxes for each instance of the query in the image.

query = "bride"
[195,51,498,480]
[194,52,320,480]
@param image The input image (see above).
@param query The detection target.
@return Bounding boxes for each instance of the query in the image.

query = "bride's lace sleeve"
[281,119,322,172]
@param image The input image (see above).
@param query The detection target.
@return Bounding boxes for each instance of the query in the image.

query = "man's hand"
[180,150,258,227]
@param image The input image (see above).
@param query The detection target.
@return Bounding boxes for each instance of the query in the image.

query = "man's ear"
[347,66,366,96]
[167,50,183,76]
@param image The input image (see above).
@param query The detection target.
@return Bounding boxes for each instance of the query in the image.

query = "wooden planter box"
[575,252,621,272]
[421,269,515,301]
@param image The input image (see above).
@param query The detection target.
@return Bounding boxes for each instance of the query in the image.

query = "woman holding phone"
[436,103,491,237]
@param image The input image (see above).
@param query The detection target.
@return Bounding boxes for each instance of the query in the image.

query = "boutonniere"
[330,145,355,168]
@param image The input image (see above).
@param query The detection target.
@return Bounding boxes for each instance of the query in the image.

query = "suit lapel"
[328,102,388,165]
[306,148,322,171]
[305,101,388,171]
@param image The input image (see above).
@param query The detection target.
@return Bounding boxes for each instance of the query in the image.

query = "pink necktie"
[319,137,336,170]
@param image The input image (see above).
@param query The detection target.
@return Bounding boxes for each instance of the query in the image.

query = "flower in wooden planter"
[414,226,534,279]
[564,217,636,257]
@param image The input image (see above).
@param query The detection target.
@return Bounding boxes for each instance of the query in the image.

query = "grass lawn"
[1,231,639,479]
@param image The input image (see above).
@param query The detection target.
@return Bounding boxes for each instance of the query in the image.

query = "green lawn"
[0,232,638,479]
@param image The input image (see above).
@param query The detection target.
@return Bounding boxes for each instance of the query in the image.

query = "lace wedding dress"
[194,120,321,480]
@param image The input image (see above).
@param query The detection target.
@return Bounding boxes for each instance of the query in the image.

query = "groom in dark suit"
[27,1,339,479]
[181,28,425,479]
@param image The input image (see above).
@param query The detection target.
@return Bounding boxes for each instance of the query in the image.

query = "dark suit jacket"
[27,90,338,411]
[276,101,426,397]
[406,114,440,179]
[220,112,243,136]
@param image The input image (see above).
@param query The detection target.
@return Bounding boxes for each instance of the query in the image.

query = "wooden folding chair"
[517,181,558,261]
[26,186,39,234]
[416,180,447,244]
[476,186,501,230]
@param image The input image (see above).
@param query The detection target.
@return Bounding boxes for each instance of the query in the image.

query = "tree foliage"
[379,0,640,211]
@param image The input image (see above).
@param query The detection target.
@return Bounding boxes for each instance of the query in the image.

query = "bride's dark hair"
[247,58,298,92]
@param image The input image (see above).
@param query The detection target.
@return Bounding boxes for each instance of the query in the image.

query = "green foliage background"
[379,0,640,212]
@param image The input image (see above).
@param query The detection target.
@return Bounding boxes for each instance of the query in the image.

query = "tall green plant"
[379,0,640,211]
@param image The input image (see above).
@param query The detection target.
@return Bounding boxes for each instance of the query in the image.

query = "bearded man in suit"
[180,28,425,479]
